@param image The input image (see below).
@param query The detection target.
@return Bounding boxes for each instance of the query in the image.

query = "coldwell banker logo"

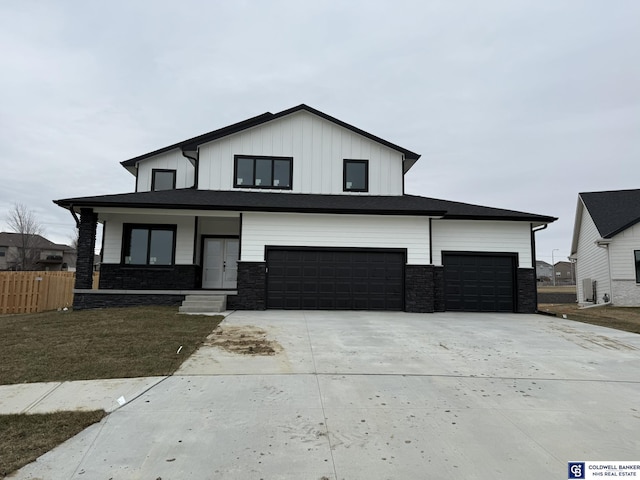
[569,462,585,479]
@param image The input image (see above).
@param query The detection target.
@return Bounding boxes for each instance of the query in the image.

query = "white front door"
[202,238,239,289]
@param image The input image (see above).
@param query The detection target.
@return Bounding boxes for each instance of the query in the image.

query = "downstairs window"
[122,225,176,265]
[635,251,640,283]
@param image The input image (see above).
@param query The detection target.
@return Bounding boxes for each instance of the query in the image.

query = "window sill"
[233,185,293,190]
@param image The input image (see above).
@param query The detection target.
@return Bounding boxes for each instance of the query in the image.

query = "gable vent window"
[635,250,640,283]
[151,169,176,191]
[234,156,292,189]
[343,159,369,192]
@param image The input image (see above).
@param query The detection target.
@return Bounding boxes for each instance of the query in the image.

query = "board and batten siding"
[575,205,611,303]
[197,110,404,195]
[604,220,640,306]
[431,220,532,267]
[241,213,430,264]
[608,222,640,280]
[100,213,195,264]
[136,149,195,192]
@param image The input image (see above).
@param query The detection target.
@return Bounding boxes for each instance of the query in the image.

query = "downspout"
[68,205,80,228]
[182,150,199,189]
[595,239,614,305]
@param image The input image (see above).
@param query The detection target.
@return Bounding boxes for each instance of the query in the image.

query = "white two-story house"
[55,104,556,313]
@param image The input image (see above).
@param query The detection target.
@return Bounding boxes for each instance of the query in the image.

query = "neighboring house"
[54,104,555,312]
[554,261,575,285]
[570,189,640,306]
[535,260,553,282]
[0,232,76,271]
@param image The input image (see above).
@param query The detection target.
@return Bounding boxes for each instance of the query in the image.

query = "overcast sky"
[1,1,638,264]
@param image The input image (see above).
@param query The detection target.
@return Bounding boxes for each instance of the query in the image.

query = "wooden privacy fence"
[0,271,99,314]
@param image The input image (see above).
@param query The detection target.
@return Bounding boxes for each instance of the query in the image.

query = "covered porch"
[72,207,244,310]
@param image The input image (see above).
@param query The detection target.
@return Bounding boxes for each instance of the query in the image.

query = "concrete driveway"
[14,311,640,479]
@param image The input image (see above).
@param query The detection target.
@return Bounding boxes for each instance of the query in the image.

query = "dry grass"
[538,303,640,334]
[0,410,106,477]
[0,306,223,477]
[0,306,222,385]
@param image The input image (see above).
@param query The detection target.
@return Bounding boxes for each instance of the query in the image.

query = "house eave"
[55,200,446,218]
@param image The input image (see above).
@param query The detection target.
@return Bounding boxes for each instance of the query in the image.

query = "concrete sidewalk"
[0,376,166,414]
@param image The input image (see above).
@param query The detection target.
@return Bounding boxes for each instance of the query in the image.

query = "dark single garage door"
[443,253,516,312]
[266,248,405,310]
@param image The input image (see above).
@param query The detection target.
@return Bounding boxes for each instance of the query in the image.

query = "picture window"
[234,156,292,189]
[122,225,176,265]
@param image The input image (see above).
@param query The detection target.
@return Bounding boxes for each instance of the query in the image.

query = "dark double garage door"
[265,248,516,312]
[443,253,516,312]
[266,248,405,310]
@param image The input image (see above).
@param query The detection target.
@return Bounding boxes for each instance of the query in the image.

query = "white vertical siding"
[100,213,195,264]
[431,220,532,267]
[241,213,430,264]
[197,111,405,195]
[136,149,195,192]
[575,205,611,303]
[609,222,640,280]
[605,221,640,305]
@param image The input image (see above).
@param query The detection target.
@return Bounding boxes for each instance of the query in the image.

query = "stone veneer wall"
[73,293,185,310]
[228,262,266,310]
[98,264,200,290]
[404,265,434,313]
[517,268,537,313]
[612,280,640,306]
[75,208,97,289]
[433,266,446,312]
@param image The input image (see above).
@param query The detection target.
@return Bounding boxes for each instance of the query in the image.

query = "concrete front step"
[179,294,227,313]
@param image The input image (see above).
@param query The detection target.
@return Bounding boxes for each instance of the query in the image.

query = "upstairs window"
[635,251,640,283]
[343,159,369,192]
[151,169,176,191]
[234,156,292,189]
[122,224,176,265]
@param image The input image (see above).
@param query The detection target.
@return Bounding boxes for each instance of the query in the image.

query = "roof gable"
[120,104,420,172]
[580,189,640,238]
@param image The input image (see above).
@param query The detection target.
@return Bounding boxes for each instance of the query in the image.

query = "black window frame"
[151,169,177,191]
[121,224,177,266]
[343,159,369,192]
[233,155,293,190]
[635,250,640,283]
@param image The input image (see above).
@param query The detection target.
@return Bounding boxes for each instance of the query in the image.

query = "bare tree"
[6,203,44,270]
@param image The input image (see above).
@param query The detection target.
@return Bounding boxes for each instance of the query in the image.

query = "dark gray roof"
[54,189,556,223]
[120,104,421,167]
[0,232,71,250]
[580,189,640,238]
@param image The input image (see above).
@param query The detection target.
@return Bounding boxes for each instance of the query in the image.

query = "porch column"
[75,208,97,289]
